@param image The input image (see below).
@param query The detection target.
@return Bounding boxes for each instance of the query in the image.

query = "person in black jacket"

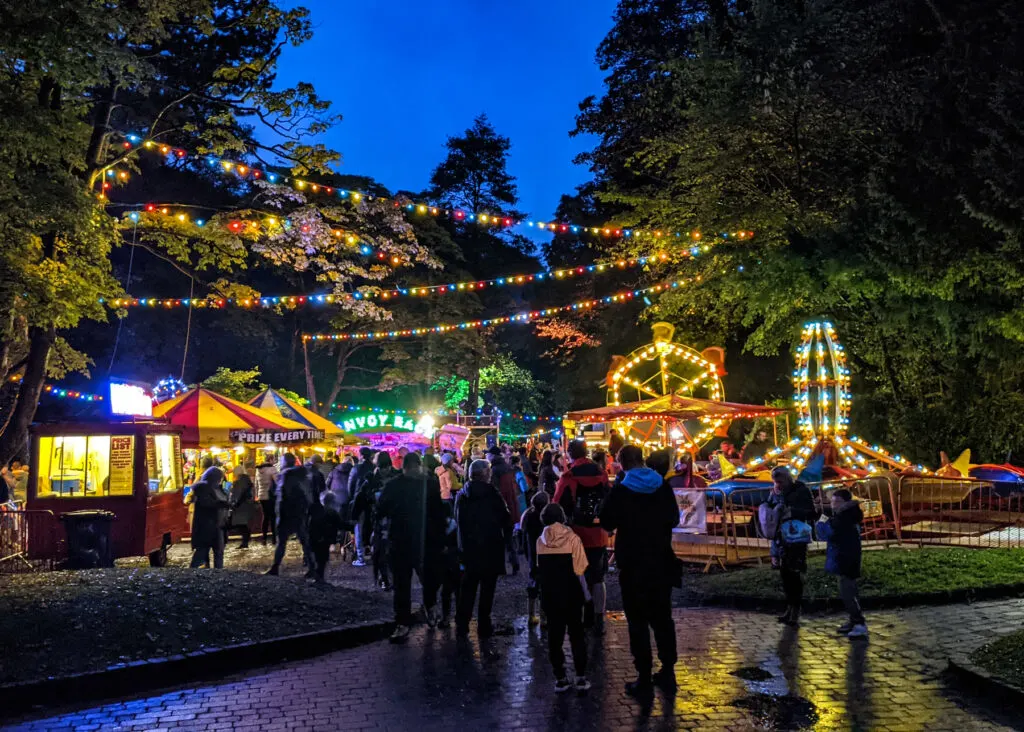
[768,466,817,626]
[347,447,376,564]
[188,466,230,569]
[309,492,345,585]
[377,452,446,642]
[454,459,512,637]
[265,453,313,576]
[816,488,867,637]
[599,445,680,696]
[521,490,549,626]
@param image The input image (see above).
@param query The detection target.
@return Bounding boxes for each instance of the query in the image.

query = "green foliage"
[430,376,472,410]
[480,354,544,415]
[200,366,265,403]
[576,0,1024,462]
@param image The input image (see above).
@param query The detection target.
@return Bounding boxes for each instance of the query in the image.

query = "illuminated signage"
[110,382,153,417]
[229,429,324,444]
[340,412,435,436]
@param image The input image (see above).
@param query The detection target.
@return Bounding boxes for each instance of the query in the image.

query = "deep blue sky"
[275,1,618,232]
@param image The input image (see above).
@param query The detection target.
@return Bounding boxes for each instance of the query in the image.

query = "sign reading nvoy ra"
[340,412,435,437]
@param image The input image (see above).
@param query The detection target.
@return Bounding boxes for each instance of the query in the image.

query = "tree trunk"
[302,339,318,413]
[0,325,55,465]
[468,353,481,412]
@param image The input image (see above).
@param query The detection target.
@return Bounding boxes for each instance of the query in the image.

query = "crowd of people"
[184,430,868,696]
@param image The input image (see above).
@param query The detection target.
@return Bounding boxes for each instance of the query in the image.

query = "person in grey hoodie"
[599,445,680,697]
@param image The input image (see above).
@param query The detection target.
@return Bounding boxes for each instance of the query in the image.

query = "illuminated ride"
[603,322,725,450]
[566,322,783,451]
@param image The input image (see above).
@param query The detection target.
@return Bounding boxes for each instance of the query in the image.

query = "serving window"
[36,435,134,498]
[146,434,183,493]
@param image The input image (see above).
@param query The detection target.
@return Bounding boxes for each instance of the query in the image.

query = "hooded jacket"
[598,466,679,581]
[816,501,864,578]
[490,456,522,524]
[553,457,611,549]
[454,479,511,575]
[189,468,229,549]
[536,522,589,615]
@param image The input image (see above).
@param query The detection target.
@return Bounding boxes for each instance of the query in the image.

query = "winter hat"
[440,453,454,466]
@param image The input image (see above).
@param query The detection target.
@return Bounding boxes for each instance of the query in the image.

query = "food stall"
[26,420,187,566]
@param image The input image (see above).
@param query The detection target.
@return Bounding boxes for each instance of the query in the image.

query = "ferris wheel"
[605,322,726,449]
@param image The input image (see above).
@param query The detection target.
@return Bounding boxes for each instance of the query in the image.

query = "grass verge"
[689,547,1024,602]
[0,565,389,686]
[970,630,1024,689]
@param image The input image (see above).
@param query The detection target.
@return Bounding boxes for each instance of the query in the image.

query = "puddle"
[734,693,818,731]
[732,666,773,681]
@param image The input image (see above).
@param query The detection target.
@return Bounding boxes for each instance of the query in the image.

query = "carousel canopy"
[565,393,786,424]
[248,388,344,438]
[153,388,313,448]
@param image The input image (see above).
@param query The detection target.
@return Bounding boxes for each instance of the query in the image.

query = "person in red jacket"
[487,446,522,574]
[553,439,611,633]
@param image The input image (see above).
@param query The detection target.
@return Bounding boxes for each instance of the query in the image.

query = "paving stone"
[5,598,1024,731]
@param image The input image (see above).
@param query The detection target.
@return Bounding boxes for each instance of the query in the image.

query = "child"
[437,502,461,628]
[537,503,590,693]
[309,492,345,585]
[521,491,549,626]
[816,488,867,638]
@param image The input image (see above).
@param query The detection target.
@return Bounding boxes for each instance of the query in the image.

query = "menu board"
[145,435,157,476]
[108,436,135,496]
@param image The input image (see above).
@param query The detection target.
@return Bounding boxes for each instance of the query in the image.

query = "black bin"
[60,510,116,569]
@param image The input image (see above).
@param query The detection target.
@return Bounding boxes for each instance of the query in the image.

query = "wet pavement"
[5,596,1024,731]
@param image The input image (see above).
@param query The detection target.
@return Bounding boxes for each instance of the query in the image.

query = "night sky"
[275,1,618,235]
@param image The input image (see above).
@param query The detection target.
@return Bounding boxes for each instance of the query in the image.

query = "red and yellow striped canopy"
[153,388,308,447]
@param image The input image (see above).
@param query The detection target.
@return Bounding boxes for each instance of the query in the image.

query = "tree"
[575,0,1024,462]
[0,1,429,461]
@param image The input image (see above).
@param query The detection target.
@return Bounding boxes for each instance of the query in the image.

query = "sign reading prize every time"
[340,411,436,437]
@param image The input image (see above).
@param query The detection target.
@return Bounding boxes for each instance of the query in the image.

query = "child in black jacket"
[438,502,461,628]
[817,488,867,638]
[537,503,590,693]
[521,491,549,626]
[309,492,345,585]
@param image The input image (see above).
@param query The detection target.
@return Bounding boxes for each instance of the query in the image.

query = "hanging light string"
[109,203,411,267]
[98,249,709,310]
[6,375,104,402]
[111,133,754,242]
[302,276,702,342]
[322,403,563,421]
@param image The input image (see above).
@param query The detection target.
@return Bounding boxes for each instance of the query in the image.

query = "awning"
[153,388,315,448]
[248,389,344,437]
[565,393,786,424]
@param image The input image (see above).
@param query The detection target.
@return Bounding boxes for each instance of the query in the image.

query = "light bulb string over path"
[302,276,703,342]
[110,133,754,242]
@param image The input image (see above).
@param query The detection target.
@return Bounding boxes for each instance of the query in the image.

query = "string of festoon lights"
[323,403,562,422]
[109,133,754,242]
[303,277,699,342]
[6,375,104,402]
[100,251,694,310]
[110,203,412,267]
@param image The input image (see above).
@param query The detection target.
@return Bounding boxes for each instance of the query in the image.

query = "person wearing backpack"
[553,439,611,634]
[347,447,376,566]
[767,466,817,627]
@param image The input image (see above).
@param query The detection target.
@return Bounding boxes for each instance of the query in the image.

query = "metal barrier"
[0,509,62,573]
[673,476,902,571]
[896,475,1024,549]
[672,488,747,571]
